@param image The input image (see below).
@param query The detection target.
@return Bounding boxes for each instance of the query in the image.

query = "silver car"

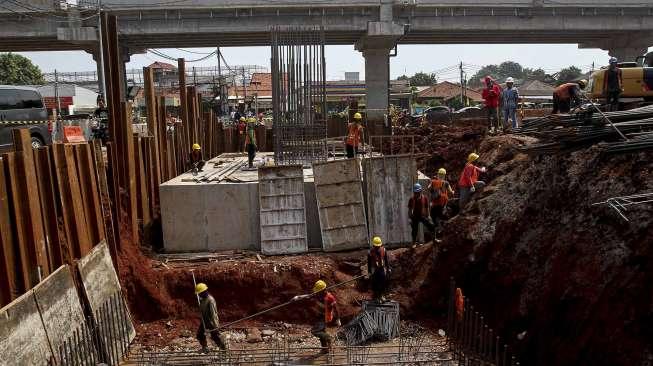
[0,85,52,150]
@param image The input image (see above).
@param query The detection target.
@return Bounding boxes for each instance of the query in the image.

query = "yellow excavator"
[588,51,653,103]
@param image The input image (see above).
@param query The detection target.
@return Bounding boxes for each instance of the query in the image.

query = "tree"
[556,66,583,85]
[469,61,527,87]
[408,72,437,86]
[0,53,45,85]
[397,75,409,81]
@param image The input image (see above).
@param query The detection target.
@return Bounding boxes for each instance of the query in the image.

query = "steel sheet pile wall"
[313,159,369,252]
[271,26,327,166]
[258,165,308,255]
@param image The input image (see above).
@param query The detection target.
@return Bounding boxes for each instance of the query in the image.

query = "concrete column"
[362,48,391,134]
[608,47,649,63]
[91,51,105,97]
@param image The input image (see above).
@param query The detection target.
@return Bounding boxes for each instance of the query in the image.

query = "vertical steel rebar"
[502,344,508,366]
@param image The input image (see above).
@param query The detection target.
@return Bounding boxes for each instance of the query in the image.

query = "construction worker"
[552,80,587,114]
[367,236,390,302]
[245,118,257,168]
[237,117,247,152]
[189,143,205,172]
[194,283,228,352]
[501,77,520,130]
[345,112,364,159]
[408,183,435,246]
[292,280,341,354]
[604,57,623,111]
[481,76,502,134]
[458,153,487,208]
[429,168,454,237]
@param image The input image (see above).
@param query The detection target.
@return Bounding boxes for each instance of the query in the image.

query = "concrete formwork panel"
[258,166,308,255]
[0,291,51,366]
[32,265,86,365]
[363,156,416,246]
[313,159,368,252]
[77,242,135,363]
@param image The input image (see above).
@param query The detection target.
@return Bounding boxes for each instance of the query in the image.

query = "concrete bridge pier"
[582,35,653,64]
[355,20,404,136]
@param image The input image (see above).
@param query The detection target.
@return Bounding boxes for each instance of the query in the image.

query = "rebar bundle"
[517,106,653,155]
[271,26,328,166]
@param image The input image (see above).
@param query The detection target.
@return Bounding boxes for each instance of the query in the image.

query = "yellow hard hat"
[312,280,327,293]
[578,79,588,89]
[438,168,447,176]
[353,112,362,120]
[195,283,208,294]
[240,117,246,122]
[192,143,201,151]
[247,117,256,123]
[372,236,383,247]
[468,153,479,162]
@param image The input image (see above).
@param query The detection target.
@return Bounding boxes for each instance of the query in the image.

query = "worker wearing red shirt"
[458,152,487,208]
[481,76,502,134]
[292,280,341,354]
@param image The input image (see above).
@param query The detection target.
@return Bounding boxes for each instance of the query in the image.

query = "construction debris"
[592,192,653,221]
[338,300,400,346]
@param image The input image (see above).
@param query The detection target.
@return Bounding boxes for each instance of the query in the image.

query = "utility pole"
[459,62,464,107]
[216,47,224,115]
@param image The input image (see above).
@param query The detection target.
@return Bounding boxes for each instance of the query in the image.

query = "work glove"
[480,167,487,173]
[335,319,342,327]
[470,186,476,193]
[291,294,310,302]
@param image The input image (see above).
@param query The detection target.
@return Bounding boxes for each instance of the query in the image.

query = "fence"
[447,278,521,366]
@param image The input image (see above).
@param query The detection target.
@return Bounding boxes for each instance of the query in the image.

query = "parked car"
[411,106,452,125]
[454,106,484,118]
[0,86,52,150]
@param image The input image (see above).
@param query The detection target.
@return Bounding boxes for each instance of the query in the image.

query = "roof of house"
[417,81,484,102]
[228,72,276,97]
[148,61,177,71]
[518,80,556,96]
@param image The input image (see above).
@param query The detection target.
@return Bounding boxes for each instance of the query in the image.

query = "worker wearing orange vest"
[408,183,435,246]
[458,153,487,208]
[367,236,391,302]
[292,280,341,354]
[345,112,364,158]
[429,168,455,236]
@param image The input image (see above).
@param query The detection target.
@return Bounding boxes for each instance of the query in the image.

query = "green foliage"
[399,72,437,86]
[555,66,583,85]
[0,53,45,85]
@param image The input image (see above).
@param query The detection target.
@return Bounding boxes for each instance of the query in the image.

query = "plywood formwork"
[0,291,51,366]
[258,166,308,255]
[313,159,368,252]
[363,155,416,246]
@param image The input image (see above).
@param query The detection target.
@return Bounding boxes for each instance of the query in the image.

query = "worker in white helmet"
[501,77,520,130]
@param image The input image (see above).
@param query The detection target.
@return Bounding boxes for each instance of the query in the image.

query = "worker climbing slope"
[292,280,341,354]
[194,283,229,353]
[367,236,391,302]
[429,168,454,240]
[458,153,487,208]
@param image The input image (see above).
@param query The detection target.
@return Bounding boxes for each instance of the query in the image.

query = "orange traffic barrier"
[63,126,86,143]
[455,287,464,321]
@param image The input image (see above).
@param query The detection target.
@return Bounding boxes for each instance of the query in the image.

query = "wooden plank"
[258,166,308,255]
[157,96,168,182]
[93,140,118,265]
[134,136,151,229]
[51,146,76,264]
[122,102,139,246]
[146,137,160,218]
[0,156,20,304]
[12,129,49,283]
[178,58,190,169]
[106,142,122,251]
[33,147,64,270]
[313,159,369,252]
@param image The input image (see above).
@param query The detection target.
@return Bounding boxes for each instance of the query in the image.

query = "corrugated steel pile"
[516,105,653,154]
[338,300,400,346]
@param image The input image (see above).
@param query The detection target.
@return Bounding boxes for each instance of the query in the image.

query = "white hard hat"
[506,77,514,83]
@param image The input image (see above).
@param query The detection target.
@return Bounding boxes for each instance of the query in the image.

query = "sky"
[16,43,622,81]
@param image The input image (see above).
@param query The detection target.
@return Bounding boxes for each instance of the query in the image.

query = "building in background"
[415,81,483,108]
[36,84,98,115]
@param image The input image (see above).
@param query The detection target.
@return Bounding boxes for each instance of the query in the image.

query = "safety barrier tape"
[0,120,51,125]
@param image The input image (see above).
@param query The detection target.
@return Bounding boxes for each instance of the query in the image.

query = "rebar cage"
[271,26,328,166]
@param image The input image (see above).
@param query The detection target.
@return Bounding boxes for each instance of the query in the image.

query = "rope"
[214,274,366,331]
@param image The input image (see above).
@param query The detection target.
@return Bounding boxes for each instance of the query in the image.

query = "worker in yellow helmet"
[292,280,341,354]
[367,236,391,302]
[344,112,364,159]
[458,153,487,208]
[245,117,257,168]
[194,283,228,352]
[189,143,205,173]
[428,168,454,239]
